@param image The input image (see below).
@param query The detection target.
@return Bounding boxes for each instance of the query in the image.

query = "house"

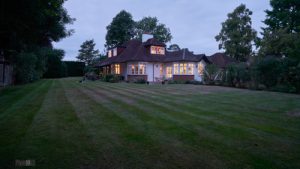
[96,34,211,82]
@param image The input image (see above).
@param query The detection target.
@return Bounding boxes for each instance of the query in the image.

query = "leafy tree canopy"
[105,11,173,47]
[105,10,135,48]
[77,40,100,66]
[135,17,172,43]
[259,0,300,59]
[215,4,257,62]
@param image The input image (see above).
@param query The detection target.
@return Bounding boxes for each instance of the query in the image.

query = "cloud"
[53,0,270,60]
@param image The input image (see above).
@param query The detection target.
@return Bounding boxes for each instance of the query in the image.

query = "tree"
[77,40,100,66]
[215,4,257,62]
[1,0,74,84]
[44,49,67,78]
[258,0,300,59]
[105,10,135,48]
[168,44,180,51]
[135,17,172,43]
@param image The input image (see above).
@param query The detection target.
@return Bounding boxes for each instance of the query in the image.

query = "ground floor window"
[115,64,120,74]
[128,63,146,75]
[166,66,172,78]
[198,62,205,75]
[174,63,194,75]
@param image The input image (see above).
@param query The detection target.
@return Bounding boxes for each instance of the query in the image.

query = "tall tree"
[77,40,100,66]
[135,17,172,43]
[1,0,74,83]
[105,10,135,48]
[215,4,257,62]
[259,0,300,59]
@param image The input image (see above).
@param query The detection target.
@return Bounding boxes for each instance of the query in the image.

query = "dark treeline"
[211,0,300,93]
[0,0,77,84]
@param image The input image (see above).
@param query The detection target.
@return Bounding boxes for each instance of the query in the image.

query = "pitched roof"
[143,38,166,47]
[208,53,236,68]
[96,39,210,67]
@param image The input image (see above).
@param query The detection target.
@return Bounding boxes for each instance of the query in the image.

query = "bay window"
[174,64,179,74]
[174,63,194,75]
[128,63,147,75]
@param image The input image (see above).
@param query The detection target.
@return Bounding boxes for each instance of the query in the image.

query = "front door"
[153,63,163,82]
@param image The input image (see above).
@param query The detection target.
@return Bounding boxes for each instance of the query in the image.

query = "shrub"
[133,78,147,84]
[43,49,67,78]
[204,64,220,85]
[15,52,39,83]
[252,57,300,93]
[255,58,281,88]
[224,63,250,88]
[102,74,123,83]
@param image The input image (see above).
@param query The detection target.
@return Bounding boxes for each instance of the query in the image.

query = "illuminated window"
[150,46,165,55]
[128,63,146,75]
[108,50,112,57]
[166,67,172,78]
[113,48,117,56]
[179,63,187,74]
[174,64,179,74]
[128,65,134,74]
[115,64,120,74]
[198,62,205,75]
[188,64,194,75]
[139,64,146,75]
[174,63,194,75]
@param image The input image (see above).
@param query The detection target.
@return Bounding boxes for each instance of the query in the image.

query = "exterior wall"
[106,60,207,82]
[127,75,147,82]
[120,63,127,78]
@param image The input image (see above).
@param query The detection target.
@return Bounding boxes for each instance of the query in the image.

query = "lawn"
[0,78,299,169]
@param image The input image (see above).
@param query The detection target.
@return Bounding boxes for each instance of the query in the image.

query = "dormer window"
[108,50,112,58]
[113,48,117,56]
[150,46,165,55]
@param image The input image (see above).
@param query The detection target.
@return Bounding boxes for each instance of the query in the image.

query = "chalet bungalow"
[96,34,212,82]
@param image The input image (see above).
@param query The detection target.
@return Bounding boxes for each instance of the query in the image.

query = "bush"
[203,64,220,85]
[133,78,147,84]
[43,49,67,78]
[252,57,300,93]
[15,52,39,83]
[85,71,99,81]
[185,80,203,85]
[224,63,250,88]
[102,74,123,83]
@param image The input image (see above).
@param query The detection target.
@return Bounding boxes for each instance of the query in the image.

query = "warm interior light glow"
[115,64,120,74]
[150,46,165,55]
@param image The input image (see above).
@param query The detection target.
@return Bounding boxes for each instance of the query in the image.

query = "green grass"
[0,77,299,169]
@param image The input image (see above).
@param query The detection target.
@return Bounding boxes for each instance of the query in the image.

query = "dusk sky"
[53,0,271,61]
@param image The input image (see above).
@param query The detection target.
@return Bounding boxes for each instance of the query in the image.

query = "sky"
[53,0,271,61]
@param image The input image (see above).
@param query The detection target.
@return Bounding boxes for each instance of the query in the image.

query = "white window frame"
[128,63,147,75]
[173,63,194,75]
